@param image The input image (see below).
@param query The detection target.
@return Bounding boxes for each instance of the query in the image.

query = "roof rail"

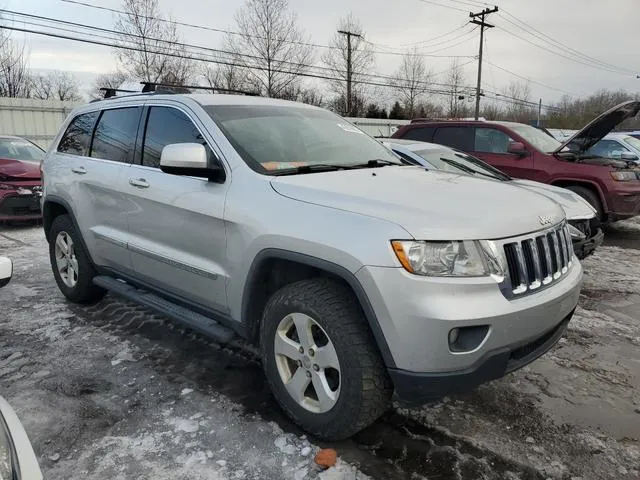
[140,82,260,96]
[409,117,487,124]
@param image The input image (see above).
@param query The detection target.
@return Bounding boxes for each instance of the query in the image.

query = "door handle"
[71,167,87,174]
[129,178,150,188]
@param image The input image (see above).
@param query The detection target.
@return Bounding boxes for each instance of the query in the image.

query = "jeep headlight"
[391,240,503,277]
[610,171,638,181]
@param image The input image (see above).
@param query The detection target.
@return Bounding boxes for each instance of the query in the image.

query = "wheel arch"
[42,196,95,265]
[550,179,608,213]
[241,249,396,368]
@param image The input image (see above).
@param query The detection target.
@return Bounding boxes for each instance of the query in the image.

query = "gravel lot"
[1,220,639,479]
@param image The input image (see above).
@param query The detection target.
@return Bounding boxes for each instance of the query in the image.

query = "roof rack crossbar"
[100,87,138,99]
[140,82,260,96]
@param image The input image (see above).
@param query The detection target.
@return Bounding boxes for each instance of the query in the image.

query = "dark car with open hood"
[0,136,44,223]
[393,101,640,224]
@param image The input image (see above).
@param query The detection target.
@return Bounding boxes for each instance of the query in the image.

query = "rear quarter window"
[402,126,435,142]
[57,111,99,156]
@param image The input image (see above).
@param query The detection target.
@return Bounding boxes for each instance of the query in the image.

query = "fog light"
[448,328,460,346]
[448,325,490,352]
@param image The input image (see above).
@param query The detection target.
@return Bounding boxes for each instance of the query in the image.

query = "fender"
[550,177,609,212]
[241,248,397,368]
[42,195,97,267]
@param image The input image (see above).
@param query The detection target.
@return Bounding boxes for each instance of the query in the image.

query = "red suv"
[392,101,640,223]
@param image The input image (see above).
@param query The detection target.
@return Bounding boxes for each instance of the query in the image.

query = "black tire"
[565,185,605,227]
[260,277,392,440]
[49,214,106,304]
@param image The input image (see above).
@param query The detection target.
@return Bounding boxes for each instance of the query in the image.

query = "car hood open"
[0,159,41,181]
[554,100,640,155]
[271,166,565,240]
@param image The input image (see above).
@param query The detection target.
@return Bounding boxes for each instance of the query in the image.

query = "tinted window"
[474,127,515,153]
[57,111,99,156]
[402,126,435,142]
[142,107,211,168]
[90,107,141,163]
[432,127,474,151]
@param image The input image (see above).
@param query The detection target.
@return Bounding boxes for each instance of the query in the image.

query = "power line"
[499,9,636,76]
[365,25,477,56]
[57,0,471,59]
[485,60,578,96]
[395,23,471,47]
[1,9,477,92]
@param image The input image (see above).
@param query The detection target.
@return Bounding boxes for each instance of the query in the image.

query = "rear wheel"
[49,214,106,304]
[260,278,392,440]
[565,185,604,227]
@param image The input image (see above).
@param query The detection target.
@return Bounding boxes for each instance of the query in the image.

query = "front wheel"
[260,278,392,440]
[565,185,605,227]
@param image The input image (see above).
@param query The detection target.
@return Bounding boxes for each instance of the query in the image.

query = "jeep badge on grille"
[538,215,553,226]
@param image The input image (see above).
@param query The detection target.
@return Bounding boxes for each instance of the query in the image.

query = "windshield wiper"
[439,158,499,180]
[269,163,357,176]
[351,158,405,168]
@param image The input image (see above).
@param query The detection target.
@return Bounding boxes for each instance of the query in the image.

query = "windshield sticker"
[337,123,365,134]
[262,161,308,171]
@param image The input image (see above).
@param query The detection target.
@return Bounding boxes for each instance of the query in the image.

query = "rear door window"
[90,107,142,163]
[57,111,99,156]
[432,127,474,151]
[402,126,435,142]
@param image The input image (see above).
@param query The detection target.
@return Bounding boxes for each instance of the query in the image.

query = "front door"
[470,127,535,179]
[125,104,229,314]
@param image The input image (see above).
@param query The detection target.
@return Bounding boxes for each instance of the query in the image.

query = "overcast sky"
[5,0,640,107]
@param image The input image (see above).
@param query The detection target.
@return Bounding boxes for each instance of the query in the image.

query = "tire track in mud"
[64,295,544,480]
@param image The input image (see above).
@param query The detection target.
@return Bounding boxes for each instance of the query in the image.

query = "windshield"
[205,105,401,174]
[412,147,511,181]
[0,138,44,162]
[624,136,640,152]
[505,124,562,153]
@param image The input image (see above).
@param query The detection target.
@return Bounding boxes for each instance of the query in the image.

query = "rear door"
[55,107,141,271]
[470,126,535,178]
[124,103,229,314]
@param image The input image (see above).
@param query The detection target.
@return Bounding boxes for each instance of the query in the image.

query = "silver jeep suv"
[41,93,582,439]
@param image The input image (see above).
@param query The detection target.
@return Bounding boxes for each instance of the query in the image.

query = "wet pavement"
[1,221,639,479]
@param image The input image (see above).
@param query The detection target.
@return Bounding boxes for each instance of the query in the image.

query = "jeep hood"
[509,179,595,220]
[554,100,640,154]
[270,167,565,240]
[0,159,41,181]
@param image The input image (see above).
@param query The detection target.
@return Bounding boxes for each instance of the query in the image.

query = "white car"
[0,257,43,480]
[586,132,640,163]
[382,139,603,259]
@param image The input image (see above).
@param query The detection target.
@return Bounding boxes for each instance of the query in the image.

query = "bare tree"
[0,31,31,98]
[114,0,193,85]
[227,0,313,98]
[31,71,82,101]
[90,71,131,99]
[393,48,432,118]
[502,80,534,122]
[322,14,374,117]
[202,64,258,93]
[445,59,469,118]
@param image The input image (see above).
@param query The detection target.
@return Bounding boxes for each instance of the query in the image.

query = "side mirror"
[508,142,528,157]
[0,257,12,288]
[160,143,223,180]
[0,396,43,480]
[620,151,639,161]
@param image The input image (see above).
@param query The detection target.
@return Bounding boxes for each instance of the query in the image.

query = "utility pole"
[338,29,362,117]
[470,6,498,120]
[537,98,542,126]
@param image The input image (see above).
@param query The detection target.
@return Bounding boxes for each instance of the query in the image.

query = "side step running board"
[93,275,235,344]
